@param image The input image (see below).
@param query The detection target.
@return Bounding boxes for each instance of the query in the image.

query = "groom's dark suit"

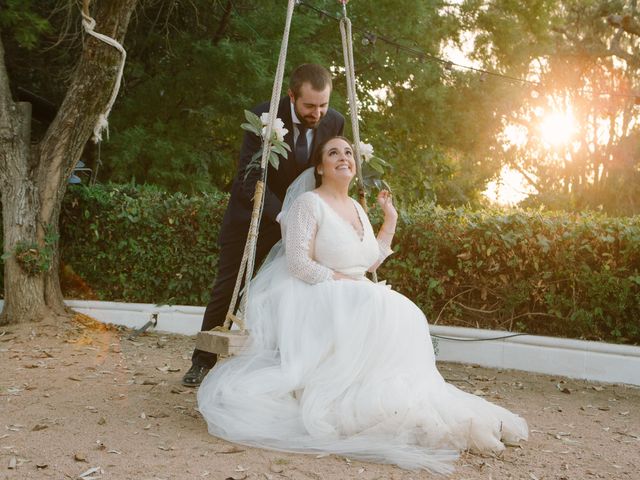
[192,96,344,368]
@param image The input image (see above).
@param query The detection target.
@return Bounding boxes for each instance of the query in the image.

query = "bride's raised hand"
[377,190,398,221]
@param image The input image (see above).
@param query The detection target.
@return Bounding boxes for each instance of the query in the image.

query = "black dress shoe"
[181,364,210,387]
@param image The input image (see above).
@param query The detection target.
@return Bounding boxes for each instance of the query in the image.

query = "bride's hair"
[311,136,354,187]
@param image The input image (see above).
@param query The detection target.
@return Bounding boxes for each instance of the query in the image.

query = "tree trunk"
[213,0,234,45]
[0,0,138,324]
[0,102,50,324]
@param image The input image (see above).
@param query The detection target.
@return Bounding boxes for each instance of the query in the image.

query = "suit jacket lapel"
[277,97,298,182]
[279,97,295,155]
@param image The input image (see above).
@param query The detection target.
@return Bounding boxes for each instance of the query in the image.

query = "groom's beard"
[294,104,325,129]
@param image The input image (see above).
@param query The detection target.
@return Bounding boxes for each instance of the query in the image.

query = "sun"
[539,110,576,147]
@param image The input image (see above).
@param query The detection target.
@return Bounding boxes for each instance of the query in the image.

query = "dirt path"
[1,316,639,479]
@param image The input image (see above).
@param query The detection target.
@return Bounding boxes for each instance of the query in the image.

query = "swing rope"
[339,2,378,281]
[222,0,376,332]
[339,12,367,212]
[223,0,298,331]
[81,0,127,143]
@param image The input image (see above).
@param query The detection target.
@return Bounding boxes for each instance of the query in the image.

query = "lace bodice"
[284,191,392,284]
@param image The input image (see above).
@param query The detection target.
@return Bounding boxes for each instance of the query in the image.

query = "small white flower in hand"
[260,113,289,142]
[359,142,375,163]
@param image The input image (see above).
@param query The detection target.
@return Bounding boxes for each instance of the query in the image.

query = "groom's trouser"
[191,221,281,369]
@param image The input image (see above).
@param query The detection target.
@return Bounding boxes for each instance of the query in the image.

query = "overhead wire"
[296,1,623,344]
[296,0,640,103]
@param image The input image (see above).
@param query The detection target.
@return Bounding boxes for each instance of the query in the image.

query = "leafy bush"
[58,183,227,306]
[2,185,638,344]
[379,204,640,344]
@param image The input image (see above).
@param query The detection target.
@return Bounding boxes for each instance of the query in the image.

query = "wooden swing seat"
[196,328,250,356]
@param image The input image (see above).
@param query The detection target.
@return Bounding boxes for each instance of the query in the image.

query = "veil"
[257,167,316,269]
[236,167,317,330]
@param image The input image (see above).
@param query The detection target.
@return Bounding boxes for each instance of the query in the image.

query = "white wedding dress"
[197,173,528,473]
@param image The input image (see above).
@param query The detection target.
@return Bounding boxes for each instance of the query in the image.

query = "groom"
[183,64,345,386]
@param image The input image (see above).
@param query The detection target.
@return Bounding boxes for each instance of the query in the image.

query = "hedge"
[1,184,639,344]
[56,183,228,306]
[380,204,640,344]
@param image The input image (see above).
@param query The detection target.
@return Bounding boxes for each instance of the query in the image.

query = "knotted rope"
[339,2,379,281]
[339,11,366,211]
[81,0,127,143]
[223,0,298,331]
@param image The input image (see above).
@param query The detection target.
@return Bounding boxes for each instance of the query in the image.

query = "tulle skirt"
[197,255,528,473]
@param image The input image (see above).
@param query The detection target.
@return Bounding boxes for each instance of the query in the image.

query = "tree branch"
[560,13,640,66]
[37,0,138,223]
[621,14,640,36]
[0,34,15,186]
[607,13,640,37]
[0,34,15,130]
[507,157,542,193]
[213,0,233,45]
[605,25,640,67]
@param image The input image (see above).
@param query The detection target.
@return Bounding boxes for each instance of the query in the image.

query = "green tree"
[5,1,547,207]
[459,0,640,214]
[1,0,138,324]
[94,0,505,205]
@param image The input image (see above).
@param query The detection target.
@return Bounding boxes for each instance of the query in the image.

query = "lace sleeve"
[377,238,394,264]
[285,193,334,284]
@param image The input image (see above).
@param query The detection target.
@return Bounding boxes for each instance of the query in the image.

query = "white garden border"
[2,299,638,386]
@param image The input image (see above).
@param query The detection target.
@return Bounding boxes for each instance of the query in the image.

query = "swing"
[196,0,369,357]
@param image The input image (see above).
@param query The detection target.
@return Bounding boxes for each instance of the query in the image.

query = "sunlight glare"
[499,124,528,150]
[539,110,576,147]
[484,166,537,206]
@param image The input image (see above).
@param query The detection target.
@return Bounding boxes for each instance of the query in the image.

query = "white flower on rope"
[241,110,291,175]
[260,113,289,142]
[356,140,392,191]
[359,141,375,163]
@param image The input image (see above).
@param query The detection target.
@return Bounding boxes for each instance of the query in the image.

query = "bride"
[197,136,528,473]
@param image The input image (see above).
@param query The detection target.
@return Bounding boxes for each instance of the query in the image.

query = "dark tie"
[295,124,309,167]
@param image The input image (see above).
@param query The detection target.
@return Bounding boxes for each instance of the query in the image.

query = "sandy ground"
[1,315,639,480]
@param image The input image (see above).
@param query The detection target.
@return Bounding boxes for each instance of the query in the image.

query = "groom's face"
[289,82,331,129]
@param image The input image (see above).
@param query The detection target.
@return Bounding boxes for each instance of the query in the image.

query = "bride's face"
[319,138,356,184]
